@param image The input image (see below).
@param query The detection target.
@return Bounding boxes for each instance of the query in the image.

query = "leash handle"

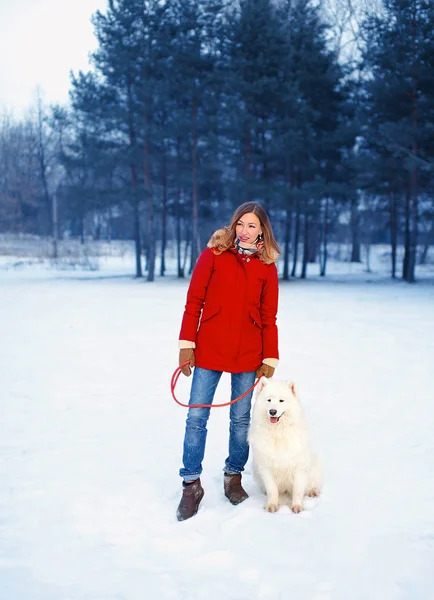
[171,361,260,408]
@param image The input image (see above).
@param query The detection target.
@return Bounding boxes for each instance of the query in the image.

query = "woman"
[176,202,280,521]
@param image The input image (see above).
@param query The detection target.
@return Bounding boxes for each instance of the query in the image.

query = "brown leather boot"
[224,473,249,505]
[176,479,204,521]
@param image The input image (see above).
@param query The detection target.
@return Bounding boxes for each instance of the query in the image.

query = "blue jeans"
[179,367,256,482]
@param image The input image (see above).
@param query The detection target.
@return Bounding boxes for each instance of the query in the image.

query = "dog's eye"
[267,398,271,402]
[279,399,284,403]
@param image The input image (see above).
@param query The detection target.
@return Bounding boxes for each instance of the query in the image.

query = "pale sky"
[0,0,107,116]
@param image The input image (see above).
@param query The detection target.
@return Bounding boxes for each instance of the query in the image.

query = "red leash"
[171,361,260,409]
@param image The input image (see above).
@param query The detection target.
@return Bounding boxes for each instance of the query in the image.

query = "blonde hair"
[207,202,280,265]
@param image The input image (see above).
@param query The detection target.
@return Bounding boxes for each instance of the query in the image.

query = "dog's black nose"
[269,409,277,416]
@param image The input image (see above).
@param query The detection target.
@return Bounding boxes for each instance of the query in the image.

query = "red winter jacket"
[179,246,279,373]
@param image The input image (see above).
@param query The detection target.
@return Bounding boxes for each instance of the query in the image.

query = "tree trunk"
[52,192,58,259]
[282,206,292,281]
[261,128,269,211]
[107,206,112,243]
[389,193,398,279]
[403,170,418,283]
[176,189,184,278]
[419,243,430,265]
[127,84,142,278]
[183,222,191,275]
[144,133,155,282]
[301,214,309,279]
[282,165,294,281]
[160,147,167,277]
[350,196,361,262]
[308,218,318,263]
[80,212,85,245]
[404,87,419,283]
[419,220,433,264]
[245,124,251,203]
[291,200,300,278]
[365,243,372,273]
[36,93,52,235]
[132,190,142,278]
[191,96,199,270]
[320,196,329,277]
[402,186,410,281]
[406,164,418,283]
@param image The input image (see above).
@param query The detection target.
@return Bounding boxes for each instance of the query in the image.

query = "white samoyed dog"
[248,377,323,513]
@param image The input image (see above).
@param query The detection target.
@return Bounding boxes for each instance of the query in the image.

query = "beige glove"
[255,363,275,379]
[179,348,195,377]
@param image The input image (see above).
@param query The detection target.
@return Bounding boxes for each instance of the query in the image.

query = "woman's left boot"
[224,473,248,505]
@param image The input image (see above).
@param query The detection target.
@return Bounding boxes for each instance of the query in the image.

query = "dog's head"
[253,377,300,425]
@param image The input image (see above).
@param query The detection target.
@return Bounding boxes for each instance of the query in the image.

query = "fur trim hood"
[207,228,279,265]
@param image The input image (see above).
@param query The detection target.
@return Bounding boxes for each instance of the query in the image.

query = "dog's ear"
[256,375,269,394]
[287,381,297,397]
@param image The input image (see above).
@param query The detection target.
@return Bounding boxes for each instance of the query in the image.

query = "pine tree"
[169,0,227,268]
[362,0,434,282]
[71,3,143,275]
[277,0,347,279]
[71,0,171,278]
[231,0,288,209]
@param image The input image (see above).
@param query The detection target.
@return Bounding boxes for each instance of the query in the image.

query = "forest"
[0,0,433,282]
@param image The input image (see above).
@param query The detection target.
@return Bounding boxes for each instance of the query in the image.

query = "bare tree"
[32,89,64,240]
[0,110,39,232]
[319,0,384,62]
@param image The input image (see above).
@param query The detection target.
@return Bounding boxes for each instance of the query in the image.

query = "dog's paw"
[265,502,280,513]
[307,488,320,497]
[291,503,303,513]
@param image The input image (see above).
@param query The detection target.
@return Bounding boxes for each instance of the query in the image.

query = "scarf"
[234,238,260,257]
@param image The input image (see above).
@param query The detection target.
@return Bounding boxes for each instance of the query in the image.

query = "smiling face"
[254,378,300,425]
[235,212,262,244]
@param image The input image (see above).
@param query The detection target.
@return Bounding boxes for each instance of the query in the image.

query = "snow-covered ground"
[0,250,433,600]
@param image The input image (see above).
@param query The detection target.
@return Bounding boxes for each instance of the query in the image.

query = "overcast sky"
[0,0,107,116]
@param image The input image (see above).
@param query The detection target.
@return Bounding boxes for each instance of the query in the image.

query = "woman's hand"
[179,348,196,376]
[255,363,275,379]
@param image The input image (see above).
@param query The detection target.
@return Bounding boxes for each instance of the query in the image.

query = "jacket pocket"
[200,305,220,324]
[250,309,262,330]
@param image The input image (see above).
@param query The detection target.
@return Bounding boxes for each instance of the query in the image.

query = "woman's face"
[235,212,262,244]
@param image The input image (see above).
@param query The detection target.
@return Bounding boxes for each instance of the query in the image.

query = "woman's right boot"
[176,478,204,521]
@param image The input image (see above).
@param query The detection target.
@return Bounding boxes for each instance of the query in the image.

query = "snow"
[1,250,434,600]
